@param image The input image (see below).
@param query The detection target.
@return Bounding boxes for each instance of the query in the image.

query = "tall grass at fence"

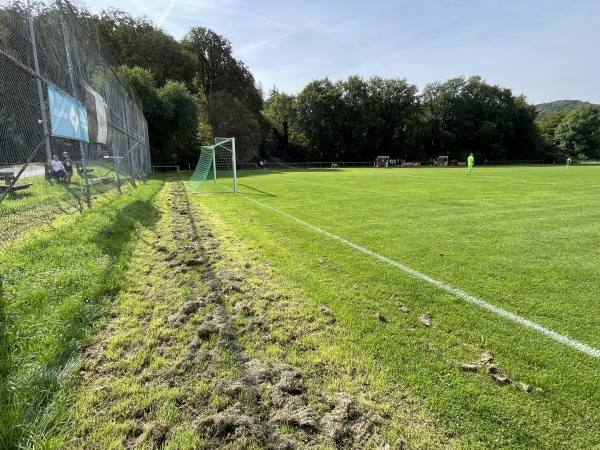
[0,177,85,247]
[190,164,600,448]
[0,177,163,449]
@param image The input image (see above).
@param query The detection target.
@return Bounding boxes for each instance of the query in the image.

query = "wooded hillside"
[535,100,600,121]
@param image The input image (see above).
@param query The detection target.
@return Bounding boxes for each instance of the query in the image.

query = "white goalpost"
[186,137,237,193]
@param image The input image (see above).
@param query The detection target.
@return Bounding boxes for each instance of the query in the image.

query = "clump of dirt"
[319,305,332,315]
[519,382,531,393]
[375,312,388,322]
[419,311,432,327]
[395,302,410,314]
[196,407,261,443]
[487,364,510,384]
[321,393,390,448]
[456,351,541,392]
[167,299,203,324]
[457,350,493,371]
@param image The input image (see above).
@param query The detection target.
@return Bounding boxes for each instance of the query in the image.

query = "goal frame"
[186,137,237,194]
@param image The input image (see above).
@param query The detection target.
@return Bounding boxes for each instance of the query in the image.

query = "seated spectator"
[50,154,65,180]
[62,152,73,183]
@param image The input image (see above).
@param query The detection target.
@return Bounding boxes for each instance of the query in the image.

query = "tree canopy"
[420,76,540,161]
[118,66,200,166]
[264,75,547,162]
[181,26,264,161]
[95,8,195,87]
[554,105,600,160]
[86,7,599,165]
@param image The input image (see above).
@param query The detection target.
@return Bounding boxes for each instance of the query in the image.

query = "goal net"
[186,137,237,193]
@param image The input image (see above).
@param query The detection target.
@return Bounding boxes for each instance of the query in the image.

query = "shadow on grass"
[237,183,277,197]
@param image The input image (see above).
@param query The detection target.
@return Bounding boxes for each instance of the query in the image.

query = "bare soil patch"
[75,180,393,449]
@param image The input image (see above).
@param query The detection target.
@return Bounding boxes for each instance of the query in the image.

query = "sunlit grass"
[191,165,600,448]
[4,165,598,448]
[0,177,164,448]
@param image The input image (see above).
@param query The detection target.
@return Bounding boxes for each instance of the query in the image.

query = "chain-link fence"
[0,0,151,243]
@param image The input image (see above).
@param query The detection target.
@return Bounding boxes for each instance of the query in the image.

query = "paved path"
[0,164,45,179]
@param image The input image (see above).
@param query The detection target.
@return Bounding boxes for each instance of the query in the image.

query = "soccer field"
[192,164,600,447]
[229,165,600,349]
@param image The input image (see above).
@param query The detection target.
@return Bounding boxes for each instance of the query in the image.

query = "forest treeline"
[536,100,600,121]
[90,7,600,166]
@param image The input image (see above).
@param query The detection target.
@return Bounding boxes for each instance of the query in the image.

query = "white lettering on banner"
[53,108,68,119]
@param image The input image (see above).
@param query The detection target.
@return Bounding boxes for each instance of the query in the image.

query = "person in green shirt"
[467,153,474,175]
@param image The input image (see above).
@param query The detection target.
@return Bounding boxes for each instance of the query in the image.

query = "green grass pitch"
[191,164,600,448]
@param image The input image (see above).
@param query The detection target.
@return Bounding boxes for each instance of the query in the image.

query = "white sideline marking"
[240,194,600,360]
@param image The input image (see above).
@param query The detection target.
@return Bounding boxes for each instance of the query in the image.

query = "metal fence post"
[26,0,52,161]
[58,0,91,208]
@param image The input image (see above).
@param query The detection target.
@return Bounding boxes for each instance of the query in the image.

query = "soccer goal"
[186,137,237,193]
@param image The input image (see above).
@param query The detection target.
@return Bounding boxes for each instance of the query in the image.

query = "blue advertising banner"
[48,85,89,142]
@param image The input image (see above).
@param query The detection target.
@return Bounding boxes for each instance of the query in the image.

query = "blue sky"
[83,0,600,105]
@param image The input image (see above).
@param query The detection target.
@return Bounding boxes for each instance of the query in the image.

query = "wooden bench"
[0,172,33,198]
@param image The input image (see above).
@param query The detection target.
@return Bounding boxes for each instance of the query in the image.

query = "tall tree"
[538,111,568,143]
[537,111,568,159]
[337,76,371,161]
[118,66,200,166]
[157,80,201,166]
[420,78,463,158]
[554,105,600,160]
[367,76,420,159]
[506,95,542,160]
[263,88,298,159]
[95,8,195,87]
[209,91,262,162]
[294,78,344,161]
[181,26,263,157]
[420,76,541,161]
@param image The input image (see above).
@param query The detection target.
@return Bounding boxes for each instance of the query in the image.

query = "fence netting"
[0,0,151,243]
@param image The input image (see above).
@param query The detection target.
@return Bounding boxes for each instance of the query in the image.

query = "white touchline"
[240,194,600,360]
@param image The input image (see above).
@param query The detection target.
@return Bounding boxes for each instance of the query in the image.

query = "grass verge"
[0,177,163,449]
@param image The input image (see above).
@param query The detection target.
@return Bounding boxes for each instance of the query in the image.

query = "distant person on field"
[467,153,474,175]
[62,152,73,182]
[50,154,65,180]
[566,157,572,168]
